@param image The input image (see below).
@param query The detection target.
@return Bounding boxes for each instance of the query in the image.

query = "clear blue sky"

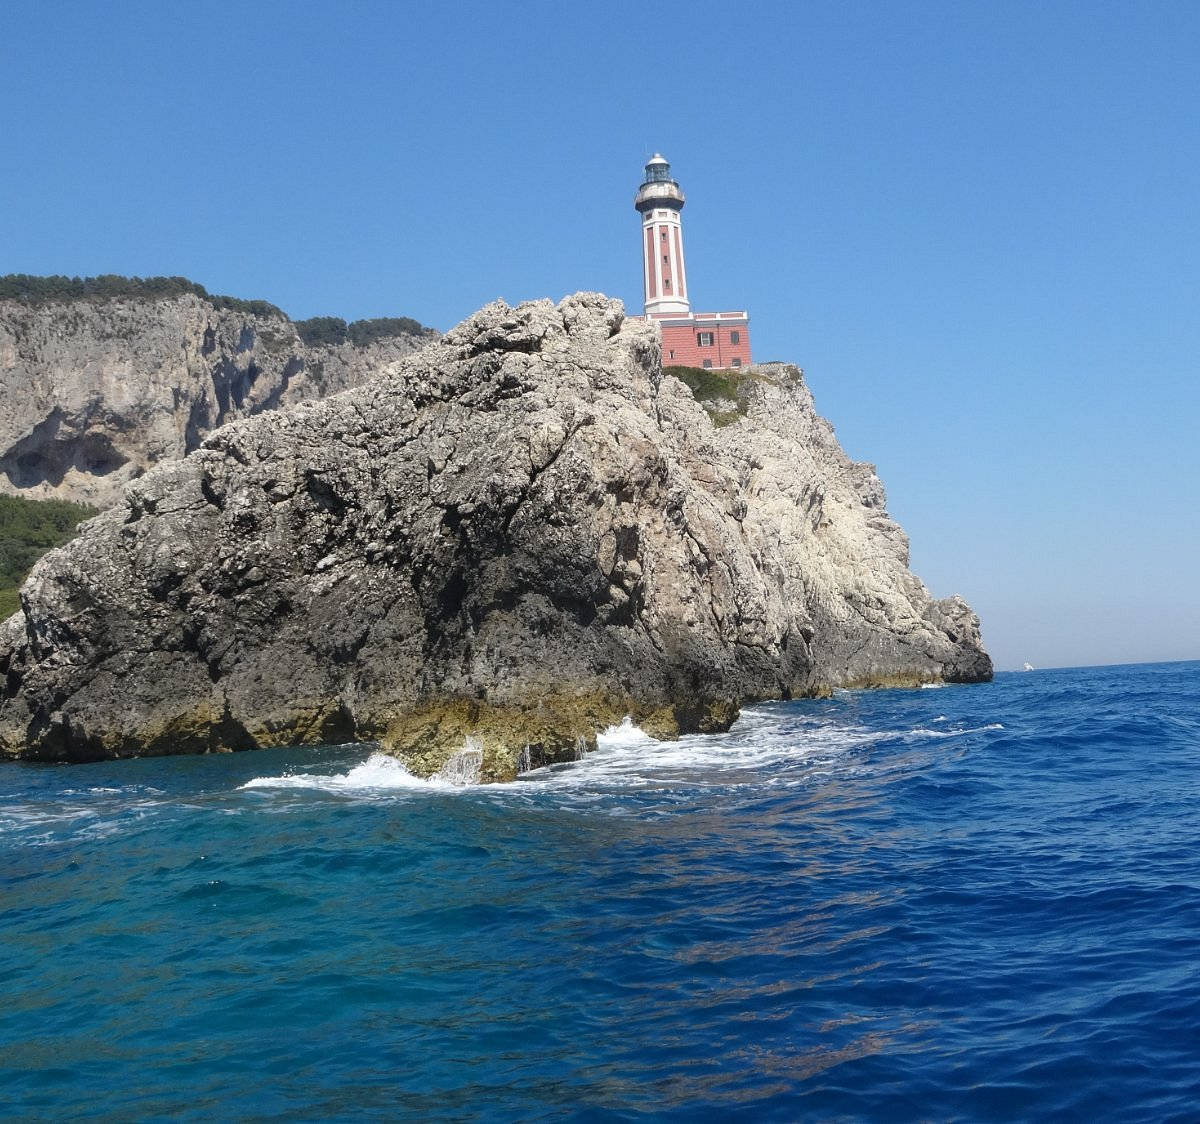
[3,0,1197,670]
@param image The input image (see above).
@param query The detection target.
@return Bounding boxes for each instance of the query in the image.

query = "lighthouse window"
[730,330,741,345]
[731,357,742,367]
[697,332,714,347]
[703,360,713,369]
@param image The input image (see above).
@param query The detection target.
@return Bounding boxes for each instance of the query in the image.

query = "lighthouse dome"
[644,154,672,182]
[635,153,684,212]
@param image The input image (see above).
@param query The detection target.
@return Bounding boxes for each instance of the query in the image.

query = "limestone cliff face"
[0,293,991,779]
[0,294,437,508]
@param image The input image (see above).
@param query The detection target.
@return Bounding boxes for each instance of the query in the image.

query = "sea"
[2,661,1199,1121]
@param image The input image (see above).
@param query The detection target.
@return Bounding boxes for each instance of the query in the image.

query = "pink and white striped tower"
[634,154,690,315]
[633,154,752,370]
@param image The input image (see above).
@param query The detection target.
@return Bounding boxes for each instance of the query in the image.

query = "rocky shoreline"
[0,293,990,779]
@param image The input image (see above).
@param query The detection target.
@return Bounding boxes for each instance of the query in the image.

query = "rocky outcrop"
[0,293,991,779]
[0,293,437,508]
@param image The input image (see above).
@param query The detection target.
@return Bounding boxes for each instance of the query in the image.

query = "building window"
[663,254,669,263]
[664,279,671,289]
[669,349,675,359]
[661,231,668,242]
[731,357,742,367]
[730,331,740,345]
[703,360,713,369]
[697,332,714,347]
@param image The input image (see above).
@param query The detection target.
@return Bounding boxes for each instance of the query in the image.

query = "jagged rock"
[0,293,437,508]
[0,293,991,778]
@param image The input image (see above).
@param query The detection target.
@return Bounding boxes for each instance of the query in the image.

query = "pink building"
[634,154,751,369]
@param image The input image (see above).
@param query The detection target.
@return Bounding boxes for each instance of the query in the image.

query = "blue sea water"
[2,662,1199,1121]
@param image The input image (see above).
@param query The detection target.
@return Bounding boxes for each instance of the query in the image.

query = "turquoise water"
[3,662,1199,1120]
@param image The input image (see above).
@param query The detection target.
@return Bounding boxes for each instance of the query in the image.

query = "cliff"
[0,293,991,779]
[0,280,438,508]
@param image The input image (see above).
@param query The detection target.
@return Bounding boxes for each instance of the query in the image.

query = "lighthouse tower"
[635,154,690,315]
[634,154,751,370]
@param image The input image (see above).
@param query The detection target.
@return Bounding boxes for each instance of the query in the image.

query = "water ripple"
[2,661,1200,1118]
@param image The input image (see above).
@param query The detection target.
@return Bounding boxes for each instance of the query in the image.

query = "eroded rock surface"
[0,294,437,508]
[0,293,991,778]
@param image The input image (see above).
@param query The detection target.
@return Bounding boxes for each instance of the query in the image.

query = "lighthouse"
[635,154,690,315]
[634,154,751,369]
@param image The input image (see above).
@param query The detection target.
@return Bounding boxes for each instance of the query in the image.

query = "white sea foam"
[596,717,656,747]
[435,739,484,785]
[236,714,1006,801]
[241,752,467,794]
[510,707,878,794]
[0,790,170,847]
[904,723,1004,740]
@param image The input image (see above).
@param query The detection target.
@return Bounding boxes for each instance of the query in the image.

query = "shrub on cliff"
[295,315,428,348]
[348,316,426,346]
[0,495,99,619]
[294,316,349,346]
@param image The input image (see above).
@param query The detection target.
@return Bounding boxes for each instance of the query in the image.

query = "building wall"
[655,316,752,369]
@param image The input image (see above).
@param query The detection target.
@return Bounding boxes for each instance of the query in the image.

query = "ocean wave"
[903,723,1004,740]
[241,752,468,794]
[596,716,657,747]
[235,712,1008,799]
[4,662,1199,1119]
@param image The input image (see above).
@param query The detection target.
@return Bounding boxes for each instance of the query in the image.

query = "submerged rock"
[0,293,991,778]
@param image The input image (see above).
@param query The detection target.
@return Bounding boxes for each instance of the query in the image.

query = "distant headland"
[0,273,437,508]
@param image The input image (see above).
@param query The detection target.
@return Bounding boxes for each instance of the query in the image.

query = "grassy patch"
[0,494,98,618]
[663,364,766,425]
[663,364,745,402]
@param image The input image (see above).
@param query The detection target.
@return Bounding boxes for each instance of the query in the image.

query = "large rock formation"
[0,291,437,508]
[0,293,990,779]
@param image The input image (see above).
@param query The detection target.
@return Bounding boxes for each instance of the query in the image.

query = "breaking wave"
[233,709,1005,799]
[242,751,467,794]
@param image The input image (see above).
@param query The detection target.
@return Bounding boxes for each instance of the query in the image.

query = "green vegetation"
[664,364,748,403]
[663,364,759,427]
[0,274,284,318]
[294,316,350,346]
[0,275,431,346]
[295,315,428,348]
[347,316,426,346]
[0,495,99,619]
